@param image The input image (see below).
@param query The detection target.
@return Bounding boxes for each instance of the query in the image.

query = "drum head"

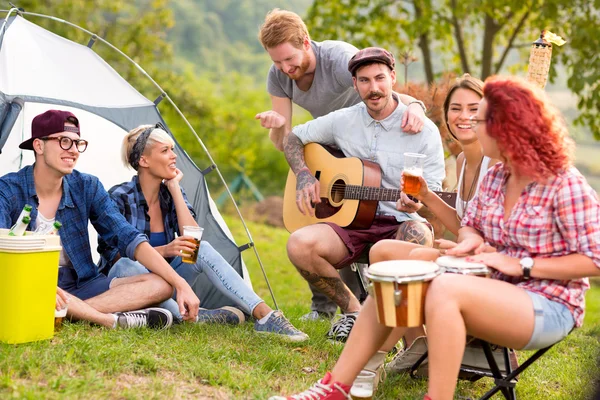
[436,255,487,271]
[367,260,440,278]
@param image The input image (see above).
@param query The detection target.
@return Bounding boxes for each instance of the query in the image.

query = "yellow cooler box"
[0,229,61,344]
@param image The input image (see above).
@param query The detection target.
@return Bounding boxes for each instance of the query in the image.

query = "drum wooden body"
[436,256,489,277]
[366,261,443,327]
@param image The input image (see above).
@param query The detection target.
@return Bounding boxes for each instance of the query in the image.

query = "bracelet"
[407,100,427,113]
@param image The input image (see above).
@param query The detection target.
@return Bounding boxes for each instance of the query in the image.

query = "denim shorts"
[522,291,575,350]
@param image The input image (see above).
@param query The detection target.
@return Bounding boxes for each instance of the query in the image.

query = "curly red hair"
[483,76,573,180]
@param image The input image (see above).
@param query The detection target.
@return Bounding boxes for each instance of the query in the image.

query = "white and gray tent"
[0,8,278,310]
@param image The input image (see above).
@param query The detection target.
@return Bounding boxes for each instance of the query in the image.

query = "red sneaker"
[268,372,351,400]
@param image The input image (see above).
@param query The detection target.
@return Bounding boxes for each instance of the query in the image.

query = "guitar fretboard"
[344,185,401,201]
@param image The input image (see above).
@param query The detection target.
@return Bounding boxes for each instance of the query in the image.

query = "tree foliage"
[306,0,600,139]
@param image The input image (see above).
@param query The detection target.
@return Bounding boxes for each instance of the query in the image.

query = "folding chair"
[408,339,562,400]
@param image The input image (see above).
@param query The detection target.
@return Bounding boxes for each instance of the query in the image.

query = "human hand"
[174,279,200,322]
[56,287,70,311]
[401,103,425,134]
[466,253,521,276]
[396,192,423,213]
[164,236,199,259]
[164,168,184,192]
[295,168,321,216]
[255,110,286,129]
[445,235,486,256]
[435,239,457,254]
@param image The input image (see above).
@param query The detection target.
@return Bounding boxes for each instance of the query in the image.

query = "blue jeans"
[108,241,263,321]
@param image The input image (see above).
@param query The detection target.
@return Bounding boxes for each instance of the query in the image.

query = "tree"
[306,0,600,139]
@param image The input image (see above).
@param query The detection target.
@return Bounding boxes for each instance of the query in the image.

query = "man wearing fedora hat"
[256,8,429,323]
[280,47,445,348]
[0,109,201,329]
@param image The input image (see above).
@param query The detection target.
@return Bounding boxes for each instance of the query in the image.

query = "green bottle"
[8,215,31,236]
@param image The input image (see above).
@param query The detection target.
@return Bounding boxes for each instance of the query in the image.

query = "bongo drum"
[435,255,489,277]
[366,260,443,328]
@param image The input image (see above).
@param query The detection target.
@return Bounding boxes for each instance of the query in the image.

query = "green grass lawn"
[1,216,598,399]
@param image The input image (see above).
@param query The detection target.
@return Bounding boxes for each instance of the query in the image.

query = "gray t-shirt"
[267,40,361,118]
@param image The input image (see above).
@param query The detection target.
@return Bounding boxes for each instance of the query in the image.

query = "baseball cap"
[19,110,80,150]
[348,47,395,76]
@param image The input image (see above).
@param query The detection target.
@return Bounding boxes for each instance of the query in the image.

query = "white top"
[36,212,72,268]
[456,156,491,219]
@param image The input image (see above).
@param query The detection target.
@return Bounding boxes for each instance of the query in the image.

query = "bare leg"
[329,296,408,385]
[85,273,172,314]
[287,225,361,313]
[394,221,434,247]
[252,302,272,319]
[426,274,535,400]
[64,293,115,328]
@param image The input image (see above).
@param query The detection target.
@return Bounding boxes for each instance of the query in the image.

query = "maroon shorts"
[323,215,405,268]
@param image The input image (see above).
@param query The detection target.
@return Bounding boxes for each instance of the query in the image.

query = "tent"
[0,9,278,310]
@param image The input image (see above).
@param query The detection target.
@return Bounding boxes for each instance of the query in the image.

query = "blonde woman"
[99,124,307,341]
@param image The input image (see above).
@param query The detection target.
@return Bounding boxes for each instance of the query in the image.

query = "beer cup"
[181,226,203,264]
[402,152,426,196]
[54,306,67,331]
[350,370,376,400]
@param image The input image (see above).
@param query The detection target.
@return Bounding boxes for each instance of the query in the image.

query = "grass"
[1,216,599,399]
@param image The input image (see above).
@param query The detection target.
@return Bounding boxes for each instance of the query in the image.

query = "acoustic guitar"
[283,143,456,233]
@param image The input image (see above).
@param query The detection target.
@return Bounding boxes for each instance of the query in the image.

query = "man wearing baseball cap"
[0,109,201,330]
[271,46,445,399]
[256,8,428,323]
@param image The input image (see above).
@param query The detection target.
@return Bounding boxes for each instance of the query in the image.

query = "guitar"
[283,143,456,233]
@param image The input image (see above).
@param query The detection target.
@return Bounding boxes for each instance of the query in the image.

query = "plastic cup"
[350,370,376,400]
[54,306,67,331]
[181,226,203,264]
[403,152,426,196]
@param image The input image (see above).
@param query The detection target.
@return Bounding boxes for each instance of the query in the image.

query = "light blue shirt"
[292,96,445,223]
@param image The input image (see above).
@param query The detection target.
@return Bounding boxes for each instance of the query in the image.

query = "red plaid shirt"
[462,163,600,327]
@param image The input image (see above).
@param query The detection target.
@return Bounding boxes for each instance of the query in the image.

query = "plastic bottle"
[8,215,31,236]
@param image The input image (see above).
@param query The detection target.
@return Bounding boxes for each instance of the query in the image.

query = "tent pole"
[1,10,280,310]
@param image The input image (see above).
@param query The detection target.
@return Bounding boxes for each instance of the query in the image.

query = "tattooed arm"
[284,133,321,216]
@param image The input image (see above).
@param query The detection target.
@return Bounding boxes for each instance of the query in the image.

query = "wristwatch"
[520,257,534,280]
[407,100,427,113]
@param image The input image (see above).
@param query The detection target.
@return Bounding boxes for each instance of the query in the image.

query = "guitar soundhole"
[330,179,346,204]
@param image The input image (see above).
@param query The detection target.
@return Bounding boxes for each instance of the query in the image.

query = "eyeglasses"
[468,115,486,131]
[40,136,89,153]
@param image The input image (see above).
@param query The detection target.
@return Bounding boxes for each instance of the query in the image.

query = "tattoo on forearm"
[298,268,351,311]
[284,133,307,173]
[395,221,434,247]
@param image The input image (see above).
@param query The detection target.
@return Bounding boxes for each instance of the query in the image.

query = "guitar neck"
[344,185,401,201]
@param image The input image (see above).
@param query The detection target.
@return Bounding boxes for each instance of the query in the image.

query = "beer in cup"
[350,370,376,400]
[181,226,203,264]
[402,152,426,196]
[54,306,67,331]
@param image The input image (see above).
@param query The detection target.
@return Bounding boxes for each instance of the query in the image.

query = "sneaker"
[255,310,309,342]
[326,312,358,344]
[300,310,335,321]
[268,372,351,400]
[386,336,428,375]
[115,308,173,330]
[363,351,387,392]
[196,306,245,325]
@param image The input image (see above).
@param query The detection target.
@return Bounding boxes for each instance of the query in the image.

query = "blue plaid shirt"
[0,165,148,285]
[98,175,196,270]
